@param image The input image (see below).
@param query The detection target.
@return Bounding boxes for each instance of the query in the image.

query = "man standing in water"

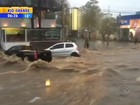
[134,28,140,44]
[106,35,110,46]
[84,38,89,49]
[84,30,90,49]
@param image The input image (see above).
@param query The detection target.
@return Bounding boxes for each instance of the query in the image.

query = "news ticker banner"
[0,7,33,18]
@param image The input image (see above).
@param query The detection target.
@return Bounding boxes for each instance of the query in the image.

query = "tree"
[32,0,62,28]
[80,0,101,30]
[56,0,70,25]
[99,16,118,42]
[0,0,26,6]
[56,0,70,40]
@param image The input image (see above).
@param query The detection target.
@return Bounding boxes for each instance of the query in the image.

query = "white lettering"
[7,14,13,18]
[120,20,128,24]
[13,14,18,18]
[16,9,30,13]
[8,9,14,13]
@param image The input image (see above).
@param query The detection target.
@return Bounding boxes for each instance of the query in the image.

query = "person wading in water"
[84,38,89,49]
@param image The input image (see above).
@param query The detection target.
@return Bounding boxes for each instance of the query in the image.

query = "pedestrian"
[106,35,109,46]
[129,32,133,41]
[84,38,89,49]
[134,38,138,44]
[134,28,140,44]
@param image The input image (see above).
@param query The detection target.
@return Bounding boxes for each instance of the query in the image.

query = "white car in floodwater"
[45,42,80,57]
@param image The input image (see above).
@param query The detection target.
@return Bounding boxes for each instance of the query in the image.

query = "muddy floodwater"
[0,44,140,105]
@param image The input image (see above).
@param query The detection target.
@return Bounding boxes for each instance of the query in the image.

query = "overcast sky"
[68,0,140,16]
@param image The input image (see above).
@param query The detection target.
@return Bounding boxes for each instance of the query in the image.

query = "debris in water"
[45,79,51,87]
[90,100,96,105]
[28,97,41,103]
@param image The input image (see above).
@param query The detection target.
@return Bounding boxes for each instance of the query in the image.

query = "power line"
[102,10,135,14]
[102,9,137,14]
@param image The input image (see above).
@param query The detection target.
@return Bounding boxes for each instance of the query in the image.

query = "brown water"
[0,46,140,105]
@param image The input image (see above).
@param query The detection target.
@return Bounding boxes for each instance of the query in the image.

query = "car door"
[5,46,20,55]
[65,43,74,56]
[50,43,65,57]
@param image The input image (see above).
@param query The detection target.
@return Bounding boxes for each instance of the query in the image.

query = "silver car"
[45,42,80,57]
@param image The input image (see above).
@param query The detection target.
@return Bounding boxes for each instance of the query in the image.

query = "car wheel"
[71,52,80,57]
[40,50,52,62]
[17,52,24,61]
[21,56,25,61]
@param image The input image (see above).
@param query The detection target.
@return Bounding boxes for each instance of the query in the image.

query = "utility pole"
[119,12,121,41]
[38,0,41,28]
[61,0,65,41]
[108,5,110,14]
[108,5,112,16]
[31,8,34,29]
[31,0,34,29]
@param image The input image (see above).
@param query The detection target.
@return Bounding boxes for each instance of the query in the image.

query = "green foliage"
[80,0,118,41]
[80,0,101,30]
[98,16,118,41]
[99,16,118,35]
[56,0,70,25]
[45,12,55,19]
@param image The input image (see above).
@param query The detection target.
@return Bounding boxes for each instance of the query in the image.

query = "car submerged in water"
[4,45,52,62]
[45,42,80,57]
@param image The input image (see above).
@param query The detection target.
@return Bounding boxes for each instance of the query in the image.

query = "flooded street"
[0,42,140,105]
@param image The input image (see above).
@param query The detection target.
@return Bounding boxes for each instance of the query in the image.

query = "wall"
[0,19,56,28]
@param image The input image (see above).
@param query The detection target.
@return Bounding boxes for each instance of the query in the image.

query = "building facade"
[0,0,62,50]
[118,14,140,41]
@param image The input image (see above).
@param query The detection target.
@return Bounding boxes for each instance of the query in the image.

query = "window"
[27,29,60,41]
[52,44,64,49]
[66,44,73,48]
[9,46,19,51]
[2,30,5,42]
[5,29,25,42]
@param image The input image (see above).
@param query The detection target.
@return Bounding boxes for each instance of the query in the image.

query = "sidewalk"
[75,38,138,50]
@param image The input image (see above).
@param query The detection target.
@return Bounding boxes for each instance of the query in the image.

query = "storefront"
[0,19,61,50]
[118,14,140,41]
[0,6,62,50]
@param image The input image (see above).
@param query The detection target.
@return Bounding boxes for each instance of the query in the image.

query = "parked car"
[4,45,52,62]
[45,42,80,57]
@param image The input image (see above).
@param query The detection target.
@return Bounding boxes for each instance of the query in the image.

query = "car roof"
[12,45,31,47]
[47,42,77,49]
[54,42,76,44]
[9,45,32,49]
